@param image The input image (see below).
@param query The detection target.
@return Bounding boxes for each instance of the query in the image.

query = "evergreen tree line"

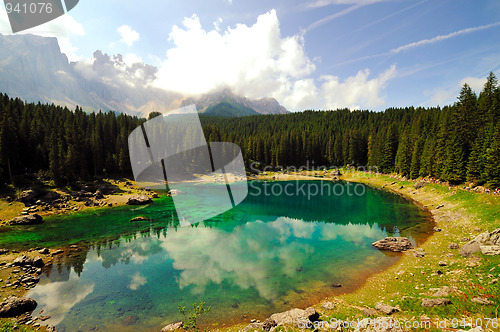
[201,72,500,187]
[0,93,144,184]
[0,72,499,187]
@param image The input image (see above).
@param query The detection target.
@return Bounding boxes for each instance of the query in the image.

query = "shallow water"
[0,180,432,331]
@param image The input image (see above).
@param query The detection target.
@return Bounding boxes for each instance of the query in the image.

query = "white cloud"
[427,87,455,106]
[154,10,396,111]
[307,0,381,9]
[320,65,397,110]
[426,74,489,107]
[117,25,140,46]
[391,21,500,54]
[0,6,84,61]
[460,76,487,92]
[74,50,157,88]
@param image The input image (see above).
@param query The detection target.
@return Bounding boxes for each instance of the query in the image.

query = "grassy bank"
[0,178,156,226]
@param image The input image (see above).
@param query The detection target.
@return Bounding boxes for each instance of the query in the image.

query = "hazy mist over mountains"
[0,34,288,116]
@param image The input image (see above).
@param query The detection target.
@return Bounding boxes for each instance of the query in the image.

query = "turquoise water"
[0,181,432,331]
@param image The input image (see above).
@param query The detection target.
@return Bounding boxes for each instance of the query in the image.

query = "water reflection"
[22,181,432,331]
[29,217,398,331]
[29,273,94,325]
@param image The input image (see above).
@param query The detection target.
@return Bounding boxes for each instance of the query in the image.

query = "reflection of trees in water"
[49,218,182,276]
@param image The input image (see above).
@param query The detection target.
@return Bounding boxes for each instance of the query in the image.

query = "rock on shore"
[127,195,152,205]
[8,214,44,225]
[0,296,37,317]
[372,237,413,252]
[459,228,500,257]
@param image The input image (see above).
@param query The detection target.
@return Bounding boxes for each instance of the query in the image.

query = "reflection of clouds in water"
[319,222,386,244]
[161,217,381,300]
[129,272,147,290]
[27,273,94,326]
[93,237,164,268]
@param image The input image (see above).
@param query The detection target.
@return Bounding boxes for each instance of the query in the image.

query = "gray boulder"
[270,307,319,326]
[372,237,413,252]
[414,181,426,189]
[421,298,451,307]
[13,255,33,266]
[17,189,39,203]
[32,256,45,267]
[41,191,61,202]
[8,214,44,225]
[0,296,37,317]
[375,303,400,315]
[480,245,500,256]
[127,195,152,205]
[471,297,494,305]
[459,229,500,257]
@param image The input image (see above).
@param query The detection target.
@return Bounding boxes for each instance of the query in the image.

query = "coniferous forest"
[0,72,499,187]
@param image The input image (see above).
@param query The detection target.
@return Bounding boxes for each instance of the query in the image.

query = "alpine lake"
[0,180,433,331]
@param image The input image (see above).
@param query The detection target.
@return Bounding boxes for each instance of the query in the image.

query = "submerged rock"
[127,195,152,205]
[372,237,413,252]
[167,189,183,197]
[161,321,183,331]
[130,216,152,222]
[8,214,44,225]
[0,296,37,317]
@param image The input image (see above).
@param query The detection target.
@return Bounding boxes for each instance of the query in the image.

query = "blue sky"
[1,0,500,111]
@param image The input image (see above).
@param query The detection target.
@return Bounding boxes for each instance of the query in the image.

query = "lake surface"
[0,180,433,331]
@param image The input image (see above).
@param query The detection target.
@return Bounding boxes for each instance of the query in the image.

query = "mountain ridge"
[0,33,288,117]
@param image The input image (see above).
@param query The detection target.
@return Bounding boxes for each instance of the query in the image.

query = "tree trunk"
[7,156,14,185]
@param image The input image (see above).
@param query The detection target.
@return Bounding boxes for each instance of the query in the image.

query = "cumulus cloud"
[154,10,396,111]
[426,74,489,107]
[118,25,140,46]
[0,6,84,61]
[460,76,487,92]
[320,65,397,110]
[74,50,157,88]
